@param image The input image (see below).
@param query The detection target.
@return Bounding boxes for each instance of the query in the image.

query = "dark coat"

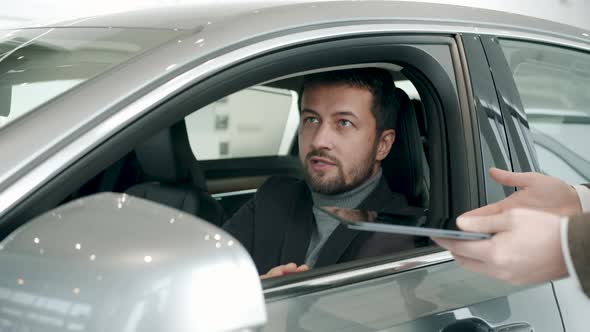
[567,184,590,297]
[223,176,419,273]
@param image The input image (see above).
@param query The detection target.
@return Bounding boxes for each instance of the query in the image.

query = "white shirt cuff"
[573,185,590,213]
[561,216,583,288]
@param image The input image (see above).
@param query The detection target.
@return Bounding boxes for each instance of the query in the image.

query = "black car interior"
[57,67,431,228]
[383,88,430,208]
[125,120,226,226]
[0,60,439,253]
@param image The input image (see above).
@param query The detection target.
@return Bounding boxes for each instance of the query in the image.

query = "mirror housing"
[0,193,266,332]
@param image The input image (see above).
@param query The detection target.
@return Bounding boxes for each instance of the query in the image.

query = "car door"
[258,31,563,331]
[0,8,567,332]
[482,33,590,332]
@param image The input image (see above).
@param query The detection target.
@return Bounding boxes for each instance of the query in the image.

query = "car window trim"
[264,250,453,302]
[460,34,517,205]
[480,35,540,173]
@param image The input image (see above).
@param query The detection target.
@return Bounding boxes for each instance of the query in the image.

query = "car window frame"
[479,35,541,173]
[460,33,516,205]
[261,34,482,297]
[1,31,476,296]
[191,35,473,295]
[185,85,300,161]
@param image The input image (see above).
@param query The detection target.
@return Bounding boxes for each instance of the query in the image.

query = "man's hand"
[260,263,309,280]
[465,168,582,217]
[433,208,567,285]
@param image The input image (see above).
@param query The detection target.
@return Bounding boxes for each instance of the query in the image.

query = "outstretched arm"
[433,208,567,285]
[463,168,582,217]
[432,168,587,286]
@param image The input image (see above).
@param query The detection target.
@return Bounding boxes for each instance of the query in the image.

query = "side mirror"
[0,193,266,332]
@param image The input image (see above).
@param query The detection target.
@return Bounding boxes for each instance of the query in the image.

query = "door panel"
[264,261,562,331]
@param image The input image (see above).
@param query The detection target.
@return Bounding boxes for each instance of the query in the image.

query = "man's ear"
[376,129,395,161]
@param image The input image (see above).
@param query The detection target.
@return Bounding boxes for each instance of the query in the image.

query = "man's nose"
[311,123,335,150]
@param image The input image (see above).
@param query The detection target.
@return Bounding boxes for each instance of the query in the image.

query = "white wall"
[0,0,276,28]
[0,0,163,28]
[1,0,589,31]
[416,0,590,31]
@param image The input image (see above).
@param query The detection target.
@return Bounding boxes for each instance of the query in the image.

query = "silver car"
[1,1,589,331]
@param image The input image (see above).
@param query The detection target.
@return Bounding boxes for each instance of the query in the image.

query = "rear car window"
[185,81,421,161]
[0,28,183,128]
[185,86,299,160]
[500,39,590,183]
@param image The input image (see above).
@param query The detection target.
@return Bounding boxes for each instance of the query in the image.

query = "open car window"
[185,86,299,160]
[178,65,436,281]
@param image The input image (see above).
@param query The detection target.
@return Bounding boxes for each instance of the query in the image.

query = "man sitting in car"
[223,68,417,279]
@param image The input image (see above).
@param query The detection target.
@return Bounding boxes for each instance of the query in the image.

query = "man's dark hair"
[298,68,400,133]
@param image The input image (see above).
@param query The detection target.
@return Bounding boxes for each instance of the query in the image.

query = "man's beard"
[302,142,379,195]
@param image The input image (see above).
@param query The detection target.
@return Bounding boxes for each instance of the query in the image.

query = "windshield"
[0,28,183,128]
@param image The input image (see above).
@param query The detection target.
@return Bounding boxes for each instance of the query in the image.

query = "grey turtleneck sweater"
[305,168,382,267]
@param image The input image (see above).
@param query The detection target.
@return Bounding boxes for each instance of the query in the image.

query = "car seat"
[382,88,430,207]
[126,120,225,226]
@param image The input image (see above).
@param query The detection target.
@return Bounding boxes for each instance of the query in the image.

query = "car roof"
[17,1,590,46]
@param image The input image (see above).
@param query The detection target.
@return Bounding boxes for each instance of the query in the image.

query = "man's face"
[298,83,395,194]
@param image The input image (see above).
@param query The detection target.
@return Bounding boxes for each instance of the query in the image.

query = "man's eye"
[339,119,353,127]
[304,117,319,124]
